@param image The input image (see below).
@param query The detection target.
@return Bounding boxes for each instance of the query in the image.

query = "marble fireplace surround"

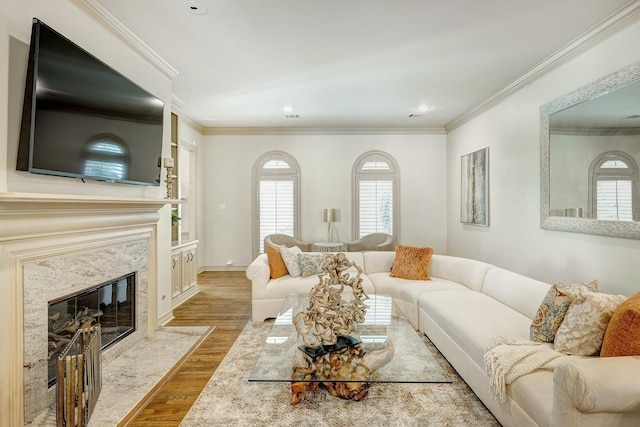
[0,193,167,426]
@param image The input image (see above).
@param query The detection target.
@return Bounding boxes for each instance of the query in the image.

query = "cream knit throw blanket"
[484,338,572,402]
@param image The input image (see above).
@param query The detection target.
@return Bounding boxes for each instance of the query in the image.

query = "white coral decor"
[294,253,369,347]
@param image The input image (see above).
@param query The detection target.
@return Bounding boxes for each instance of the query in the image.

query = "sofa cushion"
[508,370,554,427]
[481,268,550,319]
[297,253,323,277]
[530,281,598,343]
[265,271,376,300]
[601,291,640,357]
[363,251,395,274]
[371,273,468,327]
[554,290,627,356]
[371,274,467,299]
[266,245,288,279]
[279,245,303,277]
[389,245,433,280]
[429,255,495,292]
[418,290,531,369]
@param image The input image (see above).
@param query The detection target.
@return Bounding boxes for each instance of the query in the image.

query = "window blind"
[259,179,294,252]
[596,179,633,221]
[358,180,393,237]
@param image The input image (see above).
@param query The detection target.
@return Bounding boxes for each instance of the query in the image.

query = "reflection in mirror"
[541,60,640,239]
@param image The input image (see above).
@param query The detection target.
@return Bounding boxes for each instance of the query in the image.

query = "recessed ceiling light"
[416,104,433,113]
[283,105,294,113]
[184,1,208,15]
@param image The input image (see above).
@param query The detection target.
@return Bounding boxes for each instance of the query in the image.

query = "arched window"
[589,151,638,221]
[352,151,399,239]
[82,134,129,181]
[252,151,300,256]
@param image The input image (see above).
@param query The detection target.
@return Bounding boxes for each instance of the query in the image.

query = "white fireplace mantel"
[0,192,178,240]
[0,191,175,426]
[0,191,177,212]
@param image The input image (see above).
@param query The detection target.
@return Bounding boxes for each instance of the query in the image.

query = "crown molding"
[181,116,206,135]
[446,1,640,132]
[202,126,446,136]
[171,94,187,112]
[69,0,179,79]
[171,98,206,135]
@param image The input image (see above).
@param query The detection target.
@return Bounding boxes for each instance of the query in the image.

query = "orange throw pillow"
[266,245,288,279]
[601,292,640,357]
[389,245,433,281]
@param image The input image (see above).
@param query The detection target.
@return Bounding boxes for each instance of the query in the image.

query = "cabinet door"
[182,248,197,291]
[187,247,198,288]
[171,251,182,297]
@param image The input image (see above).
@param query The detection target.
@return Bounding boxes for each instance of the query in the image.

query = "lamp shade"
[322,208,338,223]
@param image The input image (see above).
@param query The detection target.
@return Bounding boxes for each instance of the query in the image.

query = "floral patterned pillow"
[279,245,302,277]
[530,281,598,343]
[554,289,627,356]
[297,253,323,278]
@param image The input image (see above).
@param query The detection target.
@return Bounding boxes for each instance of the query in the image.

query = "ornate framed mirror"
[540,60,640,239]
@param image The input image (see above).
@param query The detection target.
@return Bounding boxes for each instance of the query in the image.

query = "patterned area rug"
[180,322,500,427]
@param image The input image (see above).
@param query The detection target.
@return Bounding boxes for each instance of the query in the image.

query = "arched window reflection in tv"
[82,134,130,182]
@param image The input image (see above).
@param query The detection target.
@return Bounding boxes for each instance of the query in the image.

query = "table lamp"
[322,208,338,243]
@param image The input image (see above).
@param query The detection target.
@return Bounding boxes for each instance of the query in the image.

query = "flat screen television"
[17,18,165,186]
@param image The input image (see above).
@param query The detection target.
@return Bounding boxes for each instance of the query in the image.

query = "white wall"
[201,133,447,269]
[446,20,640,297]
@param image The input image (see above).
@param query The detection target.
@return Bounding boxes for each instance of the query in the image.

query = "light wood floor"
[125,271,252,426]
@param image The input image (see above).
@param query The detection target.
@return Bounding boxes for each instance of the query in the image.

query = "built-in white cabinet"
[169,111,198,245]
[169,108,199,309]
[171,241,198,307]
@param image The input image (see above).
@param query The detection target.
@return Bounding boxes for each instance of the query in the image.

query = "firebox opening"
[47,272,136,387]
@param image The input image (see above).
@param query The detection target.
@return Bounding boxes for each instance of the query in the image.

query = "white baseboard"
[201,265,247,272]
[171,285,199,309]
[158,310,174,326]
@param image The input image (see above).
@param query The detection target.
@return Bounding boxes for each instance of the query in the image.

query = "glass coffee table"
[249,294,450,403]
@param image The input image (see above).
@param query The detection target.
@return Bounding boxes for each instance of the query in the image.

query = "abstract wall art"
[461,147,489,226]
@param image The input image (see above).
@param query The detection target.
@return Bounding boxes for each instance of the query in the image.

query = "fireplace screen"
[48,273,136,386]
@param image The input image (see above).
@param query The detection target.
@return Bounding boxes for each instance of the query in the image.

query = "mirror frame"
[540,60,640,239]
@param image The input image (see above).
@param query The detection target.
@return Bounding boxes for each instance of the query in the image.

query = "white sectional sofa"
[246,251,640,427]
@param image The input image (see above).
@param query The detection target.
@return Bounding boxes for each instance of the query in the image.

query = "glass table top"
[249,294,451,383]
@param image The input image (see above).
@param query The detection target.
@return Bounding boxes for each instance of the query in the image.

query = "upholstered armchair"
[264,234,312,252]
[345,233,396,252]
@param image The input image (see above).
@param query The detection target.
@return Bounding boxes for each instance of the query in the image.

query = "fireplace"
[23,239,150,423]
[48,272,136,387]
[0,193,165,426]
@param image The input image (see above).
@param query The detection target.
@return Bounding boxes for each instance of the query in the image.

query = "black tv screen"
[17,18,164,186]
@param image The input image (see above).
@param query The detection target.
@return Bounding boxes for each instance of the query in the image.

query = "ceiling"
[96,0,636,131]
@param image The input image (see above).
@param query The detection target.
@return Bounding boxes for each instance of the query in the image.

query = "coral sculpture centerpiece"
[290,253,394,404]
[293,253,369,354]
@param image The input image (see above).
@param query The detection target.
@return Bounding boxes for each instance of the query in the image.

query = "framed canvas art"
[461,147,489,226]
